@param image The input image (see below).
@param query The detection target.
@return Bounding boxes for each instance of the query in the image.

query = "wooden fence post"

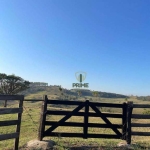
[14,96,24,150]
[4,100,7,107]
[83,100,89,139]
[122,102,127,140]
[38,95,48,141]
[126,101,133,144]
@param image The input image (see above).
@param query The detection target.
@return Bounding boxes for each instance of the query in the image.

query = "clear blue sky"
[0,0,150,96]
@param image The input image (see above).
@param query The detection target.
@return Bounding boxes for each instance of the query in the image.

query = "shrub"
[143,109,150,115]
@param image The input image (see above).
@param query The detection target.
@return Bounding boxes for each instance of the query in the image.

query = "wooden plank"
[89,102,122,137]
[24,99,43,102]
[0,132,19,141]
[88,133,120,139]
[47,100,124,108]
[0,95,24,100]
[122,102,127,140]
[132,123,150,127]
[45,101,86,134]
[132,114,150,119]
[46,111,123,118]
[45,121,122,128]
[132,132,150,136]
[83,100,89,139]
[44,132,120,139]
[14,96,24,150]
[133,104,150,108]
[0,120,19,126]
[89,102,124,108]
[38,95,48,141]
[0,108,23,115]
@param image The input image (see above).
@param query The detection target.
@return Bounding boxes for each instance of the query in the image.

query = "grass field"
[0,96,150,150]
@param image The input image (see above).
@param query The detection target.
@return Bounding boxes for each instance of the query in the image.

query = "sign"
[72,71,89,88]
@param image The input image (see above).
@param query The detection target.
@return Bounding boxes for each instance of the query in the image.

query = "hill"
[20,85,128,99]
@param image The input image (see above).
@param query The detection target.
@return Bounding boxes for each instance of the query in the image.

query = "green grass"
[0,96,150,150]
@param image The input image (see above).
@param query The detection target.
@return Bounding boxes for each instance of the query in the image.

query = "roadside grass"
[0,97,150,149]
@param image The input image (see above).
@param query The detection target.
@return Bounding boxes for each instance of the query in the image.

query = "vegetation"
[0,73,30,107]
[143,108,150,115]
[137,96,150,101]
[21,86,128,99]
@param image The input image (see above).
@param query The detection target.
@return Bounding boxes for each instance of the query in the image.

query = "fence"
[131,104,150,137]
[1,95,150,149]
[0,95,24,150]
[38,95,136,144]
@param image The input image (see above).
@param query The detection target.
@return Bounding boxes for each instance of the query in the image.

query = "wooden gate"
[38,95,131,143]
[0,95,24,150]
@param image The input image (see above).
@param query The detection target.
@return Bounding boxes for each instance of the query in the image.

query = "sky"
[0,0,150,96]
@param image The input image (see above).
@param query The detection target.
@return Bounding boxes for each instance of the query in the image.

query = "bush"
[143,109,150,115]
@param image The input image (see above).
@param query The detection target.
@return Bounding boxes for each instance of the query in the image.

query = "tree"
[0,73,30,107]
[77,90,82,99]
[92,91,99,100]
[59,86,64,100]
[125,97,128,102]
[92,91,102,110]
